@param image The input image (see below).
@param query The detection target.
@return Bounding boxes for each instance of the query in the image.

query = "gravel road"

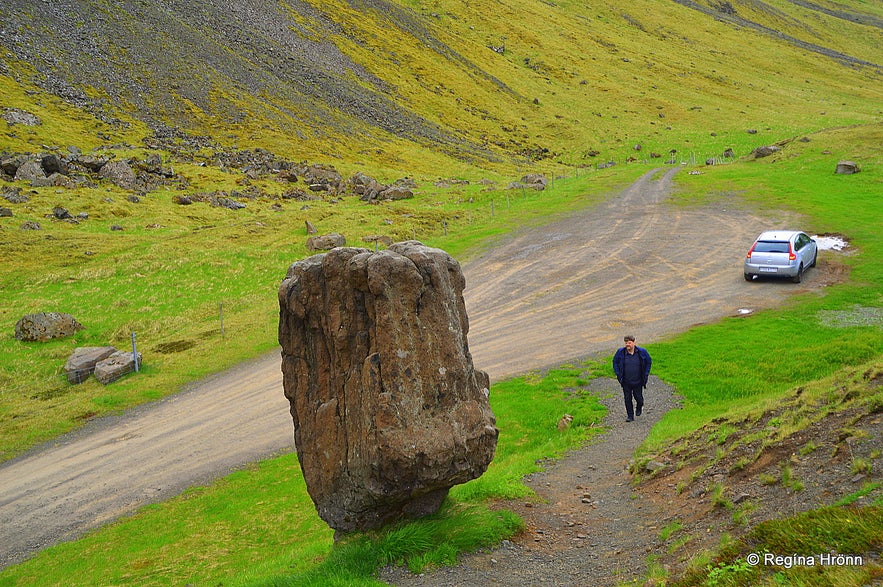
[0,167,835,570]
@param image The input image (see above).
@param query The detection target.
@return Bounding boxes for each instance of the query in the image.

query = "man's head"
[624,335,636,352]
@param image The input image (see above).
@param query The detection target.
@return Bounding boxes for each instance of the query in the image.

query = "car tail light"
[788,243,796,261]
[746,243,756,259]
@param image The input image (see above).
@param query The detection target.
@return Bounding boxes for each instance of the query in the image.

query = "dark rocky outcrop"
[15,312,83,342]
[278,242,497,532]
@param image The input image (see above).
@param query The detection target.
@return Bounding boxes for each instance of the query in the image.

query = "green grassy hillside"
[1,0,880,173]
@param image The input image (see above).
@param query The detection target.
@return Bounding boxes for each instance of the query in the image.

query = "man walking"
[612,335,652,422]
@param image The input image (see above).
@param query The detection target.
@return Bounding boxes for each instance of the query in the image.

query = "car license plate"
[759,267,777,273]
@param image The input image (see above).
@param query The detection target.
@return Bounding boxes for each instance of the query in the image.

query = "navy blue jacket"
[612,346,652,388]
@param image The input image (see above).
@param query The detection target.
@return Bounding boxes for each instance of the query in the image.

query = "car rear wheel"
[792,264,804,283]
[744,273,753,281]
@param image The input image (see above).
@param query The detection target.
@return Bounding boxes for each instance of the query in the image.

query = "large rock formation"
[278,241,497,532]
[15,312,83,342]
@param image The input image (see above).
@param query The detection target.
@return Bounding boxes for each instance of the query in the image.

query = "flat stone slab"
[65,346,117,384]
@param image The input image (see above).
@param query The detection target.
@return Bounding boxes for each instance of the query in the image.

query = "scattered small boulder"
[0,207,12,217]
[77,155,110,172]
[98,160,137,189]
[520,173,548,190]
[216,197,246,210]
[33,173,76,189]
[352,172,384,201]
[65,346,117,384]
[52,206,72,220]
[377,185,413,200]
[2,108,40,126]
[752,145,780,158]
[835,161,860,175]
[14,160,46,182]
[15,312,83,342]
[644,460,667,473]
[277,170,299,183]
[94,350,142,385]
[306,232,346,251]
[2,187,28,203]
[362,234,394,248]
[300,164,343,194]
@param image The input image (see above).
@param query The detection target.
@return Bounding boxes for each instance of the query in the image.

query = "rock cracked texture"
[278,241,498,532]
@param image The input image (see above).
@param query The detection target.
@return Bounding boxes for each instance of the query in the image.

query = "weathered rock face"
[278,241,497,532]
[306,232,346,251]
[835,160,860,175]
[98,160,137,189]
[94,350,142,385]
[15,312,83,342]
[65,346,117,384]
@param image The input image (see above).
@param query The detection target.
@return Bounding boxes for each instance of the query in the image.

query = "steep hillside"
[1,0,880,174]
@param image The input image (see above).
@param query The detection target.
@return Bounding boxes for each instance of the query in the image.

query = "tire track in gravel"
[0,167,822,570]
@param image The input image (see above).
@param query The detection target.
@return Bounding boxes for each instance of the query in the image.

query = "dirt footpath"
[381,376,682,587]
[0,167,835,569]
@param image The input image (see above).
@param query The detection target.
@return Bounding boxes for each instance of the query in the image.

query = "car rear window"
[753,241,790,253]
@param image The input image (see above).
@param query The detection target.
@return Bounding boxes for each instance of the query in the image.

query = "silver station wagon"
[744,230,818,283]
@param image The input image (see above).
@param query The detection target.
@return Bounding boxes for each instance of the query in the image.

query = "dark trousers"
[622,383,644,419]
